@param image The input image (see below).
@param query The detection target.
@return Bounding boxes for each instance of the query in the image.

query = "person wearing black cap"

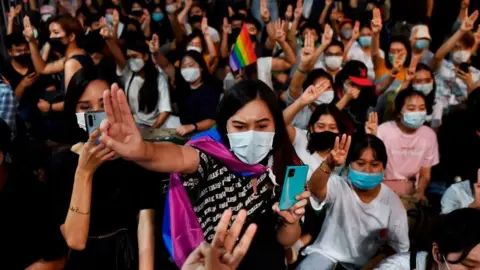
[0,118,67,269]
[335,60,376,133]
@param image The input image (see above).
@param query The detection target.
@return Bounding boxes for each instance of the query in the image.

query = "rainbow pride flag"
[229,24,257,72]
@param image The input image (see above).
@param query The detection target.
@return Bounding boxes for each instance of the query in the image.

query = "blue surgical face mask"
[414,39,430,50]
[358,36,372,47]
[105,14,114,24]
[341,29,353,40]
[227,130,275,165]
[401,111,426,129]
[388,53,406,66]
[348,166,384,190]
[152,12,164,22]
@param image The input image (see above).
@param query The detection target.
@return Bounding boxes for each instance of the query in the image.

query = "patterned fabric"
[0,82,17,136]
[434,59,480,109]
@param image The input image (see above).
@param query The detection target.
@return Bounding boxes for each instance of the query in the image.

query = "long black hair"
[217,80,296,187]
[126,35,160,114]
[414,63,436,115]
[64,68,107,144]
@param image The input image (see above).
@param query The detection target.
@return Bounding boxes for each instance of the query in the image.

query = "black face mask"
[189,15,203,24]
[307,131,338,153]
[13,53,32,66]
[49,37,67,53]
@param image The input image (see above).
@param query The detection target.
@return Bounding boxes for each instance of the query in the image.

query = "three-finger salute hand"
[327,134,352,167]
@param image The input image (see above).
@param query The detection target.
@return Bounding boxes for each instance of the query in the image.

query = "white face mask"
[227,130,275,165]
[128,58,145,72]
[181,67,201,83]
[41,14,53,22]
[451,50,471,64]
[166,4,176,14]
[187,46,202,53]
[324,56,343,70]
[314,90,334,105]
[76,112,86,131]
[412,82,434,95]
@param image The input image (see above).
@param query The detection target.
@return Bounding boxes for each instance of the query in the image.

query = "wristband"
[297,66,308,74]
[193,123,198,132]
[49,102,53,112]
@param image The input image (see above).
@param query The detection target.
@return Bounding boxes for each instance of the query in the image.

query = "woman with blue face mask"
[375,208,480,270]
[297,134,409,270]
[377,88,439,200]
[99,80,310,270]
[344,21,385,81]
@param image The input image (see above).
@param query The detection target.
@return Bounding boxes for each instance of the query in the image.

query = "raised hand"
[148,34,160,54]
[365,112,378,135]
[322,24,333,46]
[327,134,352,167]
[345,84,360,100]
[228,6,235,18]
[182,210,257,270]
[294,0,303,20]
[23,16,35,42]
[274,19,286,42]
[113,9,120,26]
[99,84,147,161]
[299,81,331,105]
[100,24,113,39]
[222,17,231,35]
[325,0,333,6]
[405,54,420,81]
[273,190,311,225]
[371,8,382,35]
[392,51,407,73]
[141,8,151,28]
[461,0,470,10]
[201,17,210,36]
[352,21,360,41]
[285,5,293,21]
[300,32,315,67]
[461,10,479,32]
[260,0,270,22]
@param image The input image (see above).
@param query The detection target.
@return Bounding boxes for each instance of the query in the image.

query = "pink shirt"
[377,121,439,195]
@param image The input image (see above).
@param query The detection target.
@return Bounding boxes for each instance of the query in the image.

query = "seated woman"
[377,88,439,200]
[99,80,310,270]
[375,208,480,269]
[45,69,158,269]
[298,134,409,269]
[173,51,221,136]
[103,30,172,128]
[23,14,94,95]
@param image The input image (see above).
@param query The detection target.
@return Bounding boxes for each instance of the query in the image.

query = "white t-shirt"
[347,42,385,81]
[374,251,428,270]
[304,175,410,268]
[117,65,171,126]
[441,180,474,214]
[185,24,221,43]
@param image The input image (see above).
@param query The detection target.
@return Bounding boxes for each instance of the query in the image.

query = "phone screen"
[279,166,308,210]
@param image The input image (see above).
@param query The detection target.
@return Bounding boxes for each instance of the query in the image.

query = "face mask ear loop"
[442,255,452,270]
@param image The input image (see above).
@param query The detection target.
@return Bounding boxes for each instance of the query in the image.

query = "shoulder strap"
[410,248,417,270]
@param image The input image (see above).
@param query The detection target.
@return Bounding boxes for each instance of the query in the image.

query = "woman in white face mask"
[99,80,310,270]
[410,64,443,129]
[174,51,221,136]
[431,10,480,110]
[319,41,344,79]
[375,208,480,270]
[48,69,156,269]
[181,27,218,73]
[103,34,172,129]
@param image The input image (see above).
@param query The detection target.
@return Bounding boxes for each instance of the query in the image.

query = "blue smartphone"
[279,165,308,210]
[85,111,106,144]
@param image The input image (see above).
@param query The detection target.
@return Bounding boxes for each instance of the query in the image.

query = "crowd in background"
[0,0,480,269]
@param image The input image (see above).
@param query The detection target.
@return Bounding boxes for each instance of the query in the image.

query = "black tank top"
[61,53,95,94]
